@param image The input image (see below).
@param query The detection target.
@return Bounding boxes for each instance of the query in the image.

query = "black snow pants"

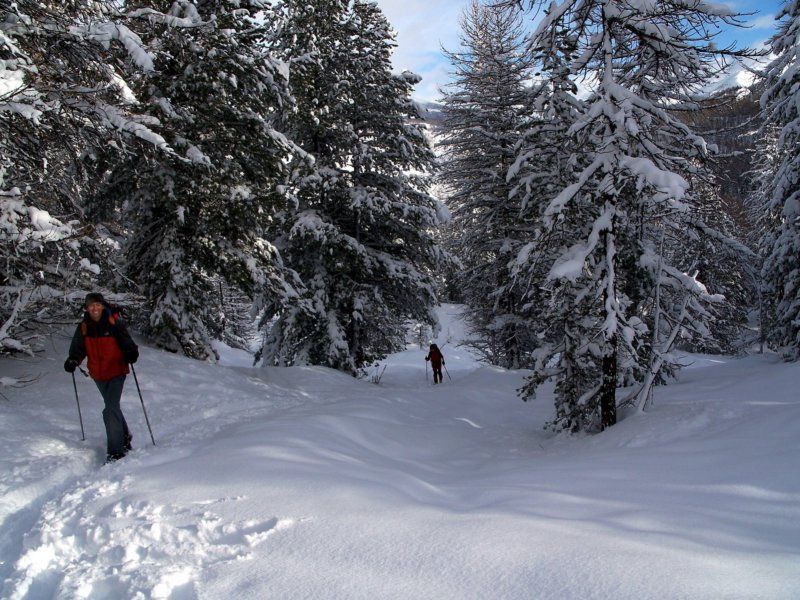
[95,375,131,458]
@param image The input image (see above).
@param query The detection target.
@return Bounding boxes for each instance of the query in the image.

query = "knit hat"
[84,292,105,307]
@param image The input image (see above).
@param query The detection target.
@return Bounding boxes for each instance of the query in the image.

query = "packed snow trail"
[1,305,799,598]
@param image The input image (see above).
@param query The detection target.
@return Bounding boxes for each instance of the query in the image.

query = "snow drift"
[1,306,799,599]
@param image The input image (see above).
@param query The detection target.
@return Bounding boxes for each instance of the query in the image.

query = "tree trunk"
[600,203,618,430]
[600,336,617,429]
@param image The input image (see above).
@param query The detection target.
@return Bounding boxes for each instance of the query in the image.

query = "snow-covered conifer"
[439,1,534,369]
[681,182,754,355]
[260,0,444,374]
[511,29,590,431]
[0,1,172,353]
[108,1,303,360]
[758,1,800,360]
[510,0,755,430]
[749,124,781,351]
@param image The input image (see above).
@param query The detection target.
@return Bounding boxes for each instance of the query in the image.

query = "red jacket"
[426,347,444,368]
[68,307,138,381]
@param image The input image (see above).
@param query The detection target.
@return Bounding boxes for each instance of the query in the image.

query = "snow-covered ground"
[1,304,799,599]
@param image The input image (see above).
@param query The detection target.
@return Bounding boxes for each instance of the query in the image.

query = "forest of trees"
[1,0,444,374]
[2,0,798,432]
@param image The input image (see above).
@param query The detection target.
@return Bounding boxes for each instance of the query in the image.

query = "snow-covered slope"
[704,60,759,96]
[1,306,799,599]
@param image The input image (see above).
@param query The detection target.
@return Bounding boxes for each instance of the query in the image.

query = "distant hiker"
[425,343,445,384]
[64,293,139,461]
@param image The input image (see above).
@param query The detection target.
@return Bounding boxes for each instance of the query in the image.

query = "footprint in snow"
[5,482,295,600]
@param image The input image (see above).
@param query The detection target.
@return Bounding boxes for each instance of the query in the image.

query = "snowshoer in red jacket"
[65,293,139,461]
[425,343,445,384]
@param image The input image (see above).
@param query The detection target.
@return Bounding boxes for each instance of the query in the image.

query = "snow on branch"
[0,374,37,395]
[0,290,33,356]
[70,22,155,73]
[619,156,688,202]
[660,264,724,303]
[544,156,605,226]
[530,0,578,41]
[674,0,735,18]
[548,205,615,282]
[1,180,74,247]
[92,101,172,152]
[689,218,758,258]
[126,5,205,29]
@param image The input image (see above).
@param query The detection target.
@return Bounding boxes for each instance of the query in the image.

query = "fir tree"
[107,0,303,360]
[758,0,800,360]
[260,0,444,374]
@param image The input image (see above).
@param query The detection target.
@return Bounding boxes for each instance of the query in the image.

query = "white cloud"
[376,0,465,101]
[747,14,776,29]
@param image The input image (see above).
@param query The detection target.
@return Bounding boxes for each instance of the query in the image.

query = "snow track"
[0,343,324,599]
[9,476,294,599]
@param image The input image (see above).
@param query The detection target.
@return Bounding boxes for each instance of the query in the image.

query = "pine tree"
[439,1,534,369]
[260,0,444,374]
[107,0,303,360]
[758,0,800,360]
[512,0,755,430]
[1,1,171,354]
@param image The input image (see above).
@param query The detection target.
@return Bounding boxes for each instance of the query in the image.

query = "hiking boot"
[105,452,126,464]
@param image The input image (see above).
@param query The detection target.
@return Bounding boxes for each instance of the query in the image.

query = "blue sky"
[376,0,786,101]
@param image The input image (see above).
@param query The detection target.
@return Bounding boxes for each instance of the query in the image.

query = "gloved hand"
[442,360,445,365]
[64,358,79,373]
[125,350,139,364]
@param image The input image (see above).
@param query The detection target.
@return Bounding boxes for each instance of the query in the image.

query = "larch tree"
[439,1,534,369]
[511,29,593,432]
[508,0,755,430]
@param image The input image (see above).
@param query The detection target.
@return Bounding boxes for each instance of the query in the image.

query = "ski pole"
[425,360,429,383]
[444,363,452,381]
[72,372,86,441]
[131,365,156,446]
